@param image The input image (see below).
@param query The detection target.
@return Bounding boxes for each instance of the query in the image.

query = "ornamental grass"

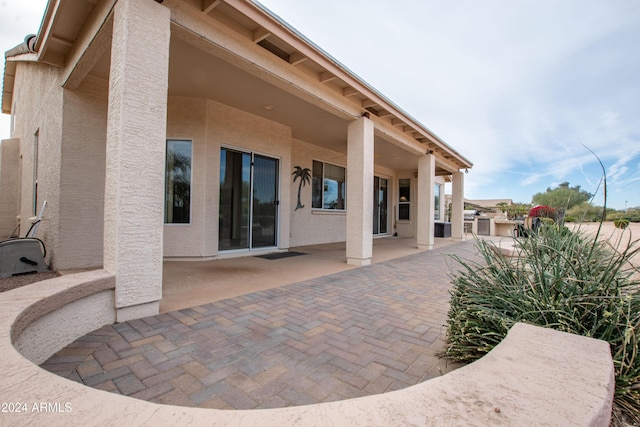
[443,224,639,425]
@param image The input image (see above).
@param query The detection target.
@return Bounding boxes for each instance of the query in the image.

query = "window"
[398,178,410,220]
[434,184,441,221]
[165,140,192,223]
[312,160,346,210]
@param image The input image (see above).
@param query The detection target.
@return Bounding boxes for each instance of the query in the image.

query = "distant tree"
[504,202,532,219]
[566,202,605,222]
[531,182,592,210]
[495,202,509,213]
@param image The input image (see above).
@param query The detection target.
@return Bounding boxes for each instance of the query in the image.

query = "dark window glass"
[165,140,192,223]
[312,160,346,210]
[399,178,410,220]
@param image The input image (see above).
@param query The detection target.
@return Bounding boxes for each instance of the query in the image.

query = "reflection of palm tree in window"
[166,149,191,222]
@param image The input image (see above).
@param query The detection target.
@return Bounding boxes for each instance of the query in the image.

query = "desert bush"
[614,219,630,229]
[443,224,639,424]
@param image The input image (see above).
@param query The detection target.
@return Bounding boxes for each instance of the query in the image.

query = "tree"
[531,182,592,210]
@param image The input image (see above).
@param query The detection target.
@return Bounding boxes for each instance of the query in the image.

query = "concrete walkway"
[41,239,481,410]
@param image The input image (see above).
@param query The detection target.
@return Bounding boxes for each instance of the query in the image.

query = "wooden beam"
[377,110,392,118]
[289,52,307,65]
[391,118,404,127]
[343,87,359,97]
[203,0,222,14]
[253,27,270,43]
[319,71,337,83]
[362,99,377,109]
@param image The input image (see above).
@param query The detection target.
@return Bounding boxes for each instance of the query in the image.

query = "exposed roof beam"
[288,52,307,65]
[377,110,392,118]
[203,0,222,14]
[319,71,336,83]
[391,118,404,127]
[253,27,270,43]
[343,87,359,97]
[362,99,377,109]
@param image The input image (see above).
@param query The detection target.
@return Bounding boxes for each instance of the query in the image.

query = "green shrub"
[540,217,555,226]
[614,219,630,229]
[444,224,640,424]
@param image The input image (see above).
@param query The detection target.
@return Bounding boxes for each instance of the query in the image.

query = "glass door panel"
[219,148,251,250]
[251,155,278,248]
[379,178,388,234]
[373,177,389,235]
[219,148,279,251]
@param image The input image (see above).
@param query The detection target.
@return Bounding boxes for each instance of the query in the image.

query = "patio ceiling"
[19,0,468,175]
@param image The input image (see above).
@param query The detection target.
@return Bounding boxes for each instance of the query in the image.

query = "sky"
[1,1,639,210]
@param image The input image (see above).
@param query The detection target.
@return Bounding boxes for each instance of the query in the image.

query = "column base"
[117,301,160,322]
[417,244,434,250]
[347,257,372,266]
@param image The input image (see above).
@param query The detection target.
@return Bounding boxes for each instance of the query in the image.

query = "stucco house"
[0,0,472,322]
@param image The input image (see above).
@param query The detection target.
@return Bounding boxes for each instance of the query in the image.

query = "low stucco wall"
[0,272,614,426]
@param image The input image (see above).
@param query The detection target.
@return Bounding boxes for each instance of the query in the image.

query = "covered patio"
[161,235,473,313]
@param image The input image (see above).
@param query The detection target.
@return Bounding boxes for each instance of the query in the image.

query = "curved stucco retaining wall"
[1,272,615,426]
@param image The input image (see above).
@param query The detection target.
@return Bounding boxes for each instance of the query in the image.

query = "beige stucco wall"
[163,98,292,258]
[290,139,347,247]
[289,138,401,248]
[56,75,108,270]
[11,61,64,266]
[0,138,20,237]
[163,96,208,257]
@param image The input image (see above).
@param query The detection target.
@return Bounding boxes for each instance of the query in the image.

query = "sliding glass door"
[219,148,279,251]
[373,176,388,235]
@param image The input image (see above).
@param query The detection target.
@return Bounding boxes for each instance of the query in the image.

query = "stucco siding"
[163,97,207,257]
[0,139,20,237]
[162,98,292,258]
[56,75,108,270]
[289,139,347,247]
[11,62,64,267]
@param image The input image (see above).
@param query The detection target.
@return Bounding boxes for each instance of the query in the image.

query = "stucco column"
[104,0,170,322]
[346,116,374,266]
[417,153,435,250]
[451,171,465,239]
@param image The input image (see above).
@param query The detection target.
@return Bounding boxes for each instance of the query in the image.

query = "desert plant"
[443,224,640,424]
[614,219,630,229]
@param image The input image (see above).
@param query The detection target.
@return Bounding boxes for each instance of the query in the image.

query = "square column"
[417,153,435,250]
[346,116,374,266]
[451,171,465,239]
[104,0,170,322]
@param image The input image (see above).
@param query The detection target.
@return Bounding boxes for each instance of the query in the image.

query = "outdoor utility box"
[0,239,49,278]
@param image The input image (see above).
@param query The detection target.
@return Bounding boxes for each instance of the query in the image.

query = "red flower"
[529,205,555,218]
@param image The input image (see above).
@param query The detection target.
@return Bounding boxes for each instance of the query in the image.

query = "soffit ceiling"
[34,0,461,174]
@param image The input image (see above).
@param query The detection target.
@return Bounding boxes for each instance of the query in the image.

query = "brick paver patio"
[41,240,478,409]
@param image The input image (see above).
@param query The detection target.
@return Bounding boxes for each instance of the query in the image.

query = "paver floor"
[41,240,480,409]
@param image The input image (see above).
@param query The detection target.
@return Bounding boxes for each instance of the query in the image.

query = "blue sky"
[2,1,639,210]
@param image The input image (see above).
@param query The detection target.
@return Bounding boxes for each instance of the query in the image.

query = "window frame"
[311,159,347,211]
[164,139,193,225]
[398,178,411,221]
[434,183,441,221]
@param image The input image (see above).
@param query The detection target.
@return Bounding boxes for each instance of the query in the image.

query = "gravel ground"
[0,271,59,293]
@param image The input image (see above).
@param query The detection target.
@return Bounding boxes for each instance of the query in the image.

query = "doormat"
[255,251,307,260]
